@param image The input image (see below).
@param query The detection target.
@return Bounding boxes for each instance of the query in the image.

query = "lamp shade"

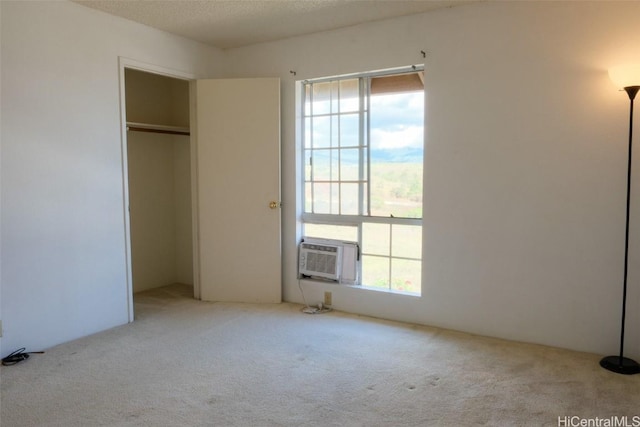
[609,64,640,89]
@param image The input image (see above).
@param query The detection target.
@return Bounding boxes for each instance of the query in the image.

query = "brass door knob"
[269,201,281,209]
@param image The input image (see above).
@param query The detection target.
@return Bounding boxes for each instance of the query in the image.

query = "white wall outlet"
[324,291,332,306]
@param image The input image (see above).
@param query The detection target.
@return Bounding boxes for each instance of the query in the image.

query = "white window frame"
[299,66,424,295]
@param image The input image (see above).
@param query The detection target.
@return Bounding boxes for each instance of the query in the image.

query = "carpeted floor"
[1,283,639,426]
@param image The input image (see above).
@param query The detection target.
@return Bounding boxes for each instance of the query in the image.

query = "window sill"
[299,277,421,298]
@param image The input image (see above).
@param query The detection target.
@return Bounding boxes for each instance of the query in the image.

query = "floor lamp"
[600,64,640,375]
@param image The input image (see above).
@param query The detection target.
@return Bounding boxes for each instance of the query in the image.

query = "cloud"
[371,125,424,150]
[369,92,424,150]
[370,92,424,125]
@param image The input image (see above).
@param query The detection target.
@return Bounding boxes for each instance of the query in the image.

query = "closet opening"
[123,68,195,311]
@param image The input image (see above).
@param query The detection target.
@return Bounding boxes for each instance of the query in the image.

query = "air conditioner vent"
[305,250,337,275]
[299,243,342,281]
[298,238,359,284]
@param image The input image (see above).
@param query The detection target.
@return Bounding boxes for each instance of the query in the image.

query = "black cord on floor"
[1,348,44,366]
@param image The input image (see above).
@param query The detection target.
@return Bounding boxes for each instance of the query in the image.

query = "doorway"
[120,61,198,320]
[119,59,282,321]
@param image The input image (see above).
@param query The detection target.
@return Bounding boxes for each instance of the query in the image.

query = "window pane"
[305,183,312,212]
[340,183,359,215]
[340,113,360,147]
[330,81,339,114]
[363,111,368,142]
[312,183,330,214]
[363,222,389,256]
[303,223,358,242]
[331,183,340,215]
[312,82,331,115]
[390,259,421,294]
[312,116,331,149]
[331,115,339,148]
[362,182,369,216]
[339,79,359,113]
[369,91,423,218]
[304,117,311,148]
[331,149,340,182]
[304,85,311,116]
[340,148,360,181]
[362,147,368,178]
[369,161,422,218]
[312,150,331,181]
[391,224,422,259]
[362,255,389,289]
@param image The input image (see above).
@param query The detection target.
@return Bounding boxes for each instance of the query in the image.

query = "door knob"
[269,201,281,209]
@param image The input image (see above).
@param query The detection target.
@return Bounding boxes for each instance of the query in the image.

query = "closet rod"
[126,122,190,136]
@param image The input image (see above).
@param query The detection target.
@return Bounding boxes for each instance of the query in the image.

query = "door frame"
[118,57,200,322]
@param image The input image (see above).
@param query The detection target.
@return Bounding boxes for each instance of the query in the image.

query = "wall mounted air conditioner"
[298,238,359,285]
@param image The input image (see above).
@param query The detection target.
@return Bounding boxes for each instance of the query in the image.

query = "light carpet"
[1,283,639,426]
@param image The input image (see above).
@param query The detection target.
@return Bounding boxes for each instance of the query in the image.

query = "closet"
[124,68,193,295]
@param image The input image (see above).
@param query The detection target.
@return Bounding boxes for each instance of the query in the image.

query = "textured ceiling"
[73,0,476,49]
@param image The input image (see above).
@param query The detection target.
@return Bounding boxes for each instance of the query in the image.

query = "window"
[300,67,424,295]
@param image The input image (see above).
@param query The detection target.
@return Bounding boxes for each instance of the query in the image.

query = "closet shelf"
[126,122,190,136]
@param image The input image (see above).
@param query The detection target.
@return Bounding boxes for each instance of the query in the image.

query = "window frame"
[299,66,425,295]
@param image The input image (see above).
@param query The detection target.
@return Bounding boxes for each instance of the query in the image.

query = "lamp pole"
[600,85,640,375]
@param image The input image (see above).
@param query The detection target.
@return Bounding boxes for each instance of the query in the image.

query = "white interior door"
[195,78,281,303]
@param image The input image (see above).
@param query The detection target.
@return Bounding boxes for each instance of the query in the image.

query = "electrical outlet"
[324,291,332,306]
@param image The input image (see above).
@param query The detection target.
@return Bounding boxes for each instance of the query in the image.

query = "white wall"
[226,1,640,359]
[0,0,224,357]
